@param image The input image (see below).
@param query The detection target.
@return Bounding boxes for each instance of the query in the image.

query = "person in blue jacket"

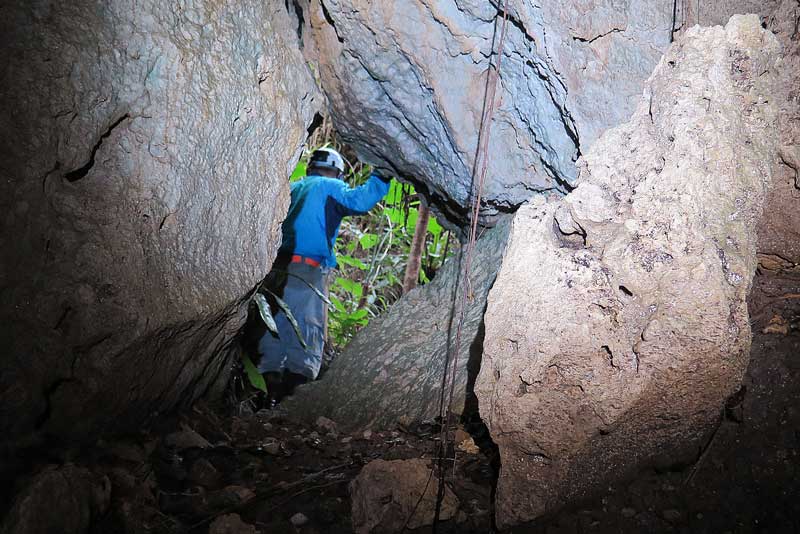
[257,148,391,408]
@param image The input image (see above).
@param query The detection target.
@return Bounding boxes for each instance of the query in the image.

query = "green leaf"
[253,293,277,334]
[290,161,307,183]
[427,216,442,236]
[386,180,404,206]
[383,206,404,225]
[405,208,419,233]
[350,308,369,321]
[337,254,368,270]
[419,269,430,284]
[270,292,308,349]
[242,353,267,393]
[330,294,346,313]
[359,233,380,250]
[336,277,363,299]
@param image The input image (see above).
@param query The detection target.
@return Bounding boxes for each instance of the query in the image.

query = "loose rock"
[1,465,110,534]
[315,416,338,434]
[209,514,257,534]
[164,428,211,450]
[265,442,283,456]
[350,459,459,534]
[187,458,222,488]
[290,512,310,527]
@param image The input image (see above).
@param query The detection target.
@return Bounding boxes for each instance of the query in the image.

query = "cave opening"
[234,115,463,398]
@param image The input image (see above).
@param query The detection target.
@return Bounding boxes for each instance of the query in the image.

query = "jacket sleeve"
[326,174,390,215]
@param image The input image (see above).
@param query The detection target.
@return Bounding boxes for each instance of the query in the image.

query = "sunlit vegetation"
[291,143,456,347]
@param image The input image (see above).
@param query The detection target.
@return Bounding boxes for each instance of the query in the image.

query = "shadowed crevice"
[64,114,130,182]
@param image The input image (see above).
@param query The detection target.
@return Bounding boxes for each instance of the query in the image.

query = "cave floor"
[12,271,798,534]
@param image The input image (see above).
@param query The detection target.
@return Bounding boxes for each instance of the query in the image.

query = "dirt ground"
[3,270,798,534]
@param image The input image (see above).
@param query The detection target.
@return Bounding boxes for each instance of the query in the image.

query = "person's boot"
[281,371,309,398]
[263,371,283,409]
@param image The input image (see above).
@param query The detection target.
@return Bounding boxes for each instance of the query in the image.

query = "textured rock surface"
[675,0,781,28]
[0,1,320,443]
[0,465,110,534]
[350,459,459,534]
[284,220,510,431]
[305,0,674,224]
[757,0,800,265]
[475,16,780,528]
[673,0,800,266]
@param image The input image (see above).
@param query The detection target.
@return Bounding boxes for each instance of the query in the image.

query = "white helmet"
[309,148,346,175]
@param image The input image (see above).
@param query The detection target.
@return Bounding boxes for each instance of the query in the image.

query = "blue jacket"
[279,173,390,267]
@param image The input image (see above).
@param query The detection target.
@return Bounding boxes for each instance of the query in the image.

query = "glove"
[372,168,392,183]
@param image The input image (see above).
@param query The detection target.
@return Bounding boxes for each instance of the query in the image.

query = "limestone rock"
[315,416,338,434]
[475,16,780,528]
[0,1,321,443]
[305,0,674,225]
[668,0,800,266]
[289,512,310,527]
[0,465,110,534]
[675,0,780,28]
[350,459,459,534]
[757,0,800,265]
[284,220,511,431]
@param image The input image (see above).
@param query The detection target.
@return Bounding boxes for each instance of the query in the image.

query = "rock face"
[673,0,800,267]
[474,16,780,528]
[304,0,674,224]
[757,0,800,265]
[0,465,110,534]
[350,459,459,534]
[0,2,320,444]
[284,220,511,431]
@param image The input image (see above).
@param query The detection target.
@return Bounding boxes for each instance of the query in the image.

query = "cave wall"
[475,15,781,527]
[758,0,800,266]
[305,0,798,257]
[674,0,800,268]
[0,1,321,444]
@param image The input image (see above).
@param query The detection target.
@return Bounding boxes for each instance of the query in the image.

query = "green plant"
[325,164,455,346]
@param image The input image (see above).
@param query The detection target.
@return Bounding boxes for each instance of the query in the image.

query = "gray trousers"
[257,261,328,379]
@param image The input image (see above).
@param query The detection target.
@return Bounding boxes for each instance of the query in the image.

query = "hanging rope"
[430,1,510,530]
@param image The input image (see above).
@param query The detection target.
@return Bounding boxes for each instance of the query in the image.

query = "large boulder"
[303,0,674,225]
[474,16,780,528]
[0,1,321,445]
[0,465,110,534]
[284,220,511,431]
